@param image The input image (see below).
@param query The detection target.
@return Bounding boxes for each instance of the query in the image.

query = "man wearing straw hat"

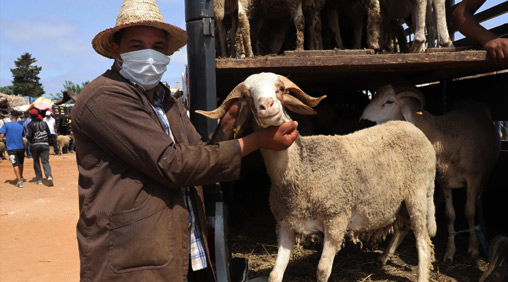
[71,0,298,281]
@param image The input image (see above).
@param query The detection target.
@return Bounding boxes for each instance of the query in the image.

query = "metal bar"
[214,202,231,282]
[185,0,218,140]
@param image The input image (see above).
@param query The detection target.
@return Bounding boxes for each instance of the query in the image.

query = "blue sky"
[0,0,187,97]
[0,0,506,98]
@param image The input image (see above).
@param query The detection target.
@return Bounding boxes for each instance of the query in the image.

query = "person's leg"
[17,149,25,180]
[31,145,43,182]
[52,135,59,155]
[8,150,23,187]
[27,140,32,158]
[40,145,53,186]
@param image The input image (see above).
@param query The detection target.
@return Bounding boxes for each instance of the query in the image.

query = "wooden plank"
[214,50,506,96]
[217,50,491,70]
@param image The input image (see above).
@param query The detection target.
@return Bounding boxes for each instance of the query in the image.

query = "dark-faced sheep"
[197,72,437,282]
[360,85,501,262]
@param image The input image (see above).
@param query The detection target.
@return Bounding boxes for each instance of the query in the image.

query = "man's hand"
[220,101,241,140]
[484,38,508,67]
[238,121,299,156]
[257,121,299,151]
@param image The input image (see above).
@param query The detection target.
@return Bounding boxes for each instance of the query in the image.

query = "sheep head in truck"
[360,85,501,263]
[198,73,437,282]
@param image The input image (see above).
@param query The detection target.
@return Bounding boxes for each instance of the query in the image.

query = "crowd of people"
[0,108,61,188]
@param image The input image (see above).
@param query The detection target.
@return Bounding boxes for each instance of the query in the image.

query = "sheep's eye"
[279,86,284,92]
[384,100,394,105]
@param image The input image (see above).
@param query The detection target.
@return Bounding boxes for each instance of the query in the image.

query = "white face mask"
[118,49,170,90]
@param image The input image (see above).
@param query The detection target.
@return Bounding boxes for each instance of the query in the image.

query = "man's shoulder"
[5,121,23,131]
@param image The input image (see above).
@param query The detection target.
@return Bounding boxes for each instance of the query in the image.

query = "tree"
[49,80,89,102]
[10,52,45,99]
[0,85,14,95]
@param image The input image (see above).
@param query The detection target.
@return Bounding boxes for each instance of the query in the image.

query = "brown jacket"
[71,65,241,282]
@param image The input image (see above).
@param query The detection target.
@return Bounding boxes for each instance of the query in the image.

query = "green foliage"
[0,85,14,95]
[10,53,45,98]
[49,80,89,103]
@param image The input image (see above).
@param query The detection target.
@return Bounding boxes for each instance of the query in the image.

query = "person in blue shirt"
[0,112,26,188]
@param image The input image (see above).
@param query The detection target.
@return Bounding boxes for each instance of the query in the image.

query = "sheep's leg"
[425,0,437,48]
[465,176,482,258]
[268,21,290,54]
[316,223,346,282]
[352,15,364,49]
[305,9,323,50]
[326,8,344,49]
[251,16,265,55]
[230,14,239,58]
[379,227,409,265]
[290,2,305,51]
[215,18,228,57]
[237,2,253,57]
[406,195,433,281]
[366,0,381,50]
[431,0,453,47]
[410,0,427,53]
[269,221,295,282]
[213,0,227,57]
[442,186,457,263]
[414,228,432,282]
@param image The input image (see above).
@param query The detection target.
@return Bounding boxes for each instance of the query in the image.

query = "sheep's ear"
[233,101,251,138]
[195,83,247,119]
[397,91,423,124]
[282,94,317,115]
[395,88,425,111]
[278,75,326,107]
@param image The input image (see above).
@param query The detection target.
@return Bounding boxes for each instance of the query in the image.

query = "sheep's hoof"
[443,255,454,265]
[378,254,390,265]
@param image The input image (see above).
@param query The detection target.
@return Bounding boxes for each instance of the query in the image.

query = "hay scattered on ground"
[229,211,488,282]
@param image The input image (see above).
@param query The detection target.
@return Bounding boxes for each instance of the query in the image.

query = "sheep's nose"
[259,97,276,114]
[359,119,377,129]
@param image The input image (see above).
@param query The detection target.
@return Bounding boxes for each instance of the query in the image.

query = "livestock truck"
[183,1,508,281]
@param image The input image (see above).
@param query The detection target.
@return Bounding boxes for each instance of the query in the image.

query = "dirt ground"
[0,150,492,282]
[0,152,80,282]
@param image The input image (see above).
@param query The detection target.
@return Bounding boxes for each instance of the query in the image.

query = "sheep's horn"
[395,86,425,111]
[278,75,326,107]
[195,82,246,119]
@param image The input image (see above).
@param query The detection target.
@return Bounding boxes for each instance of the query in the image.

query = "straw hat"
[92,0,187,58]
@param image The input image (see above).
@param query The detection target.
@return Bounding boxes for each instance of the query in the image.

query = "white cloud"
[2,18,75,43]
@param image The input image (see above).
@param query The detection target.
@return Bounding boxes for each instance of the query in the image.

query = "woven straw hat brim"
[92,20,187,58]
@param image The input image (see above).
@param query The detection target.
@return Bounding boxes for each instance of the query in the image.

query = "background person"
[22,112,32,158]
[26,108,54,187]
[452,0,508,67]
[43,111,59,155]
[71,0,298,281]
[0,111,26,188]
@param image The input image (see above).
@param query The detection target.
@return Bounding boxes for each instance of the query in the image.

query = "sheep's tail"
[426,182,437,237]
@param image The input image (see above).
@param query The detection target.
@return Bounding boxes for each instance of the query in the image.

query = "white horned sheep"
[197,72,437,282]
[360,85,501,262]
